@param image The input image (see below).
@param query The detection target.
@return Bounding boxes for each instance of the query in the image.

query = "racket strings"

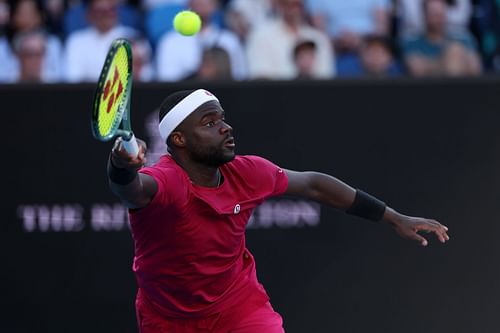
[97,46,131,138]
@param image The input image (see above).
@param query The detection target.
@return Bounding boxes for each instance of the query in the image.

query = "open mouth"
[224,137,235,148]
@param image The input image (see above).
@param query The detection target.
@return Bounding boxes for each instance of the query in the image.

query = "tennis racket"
[91,38,139,157]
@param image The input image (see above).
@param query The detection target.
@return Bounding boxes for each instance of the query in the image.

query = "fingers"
[111,137,147,169]
[395,215,450,246]
[412,233,428,247]
[415,219,450,244]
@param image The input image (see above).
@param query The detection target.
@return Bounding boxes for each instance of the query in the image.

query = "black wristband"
[107,156,137,185]
[346,189,386,222]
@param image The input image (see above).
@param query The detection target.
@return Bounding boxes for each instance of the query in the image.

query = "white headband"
[159,89,219,144]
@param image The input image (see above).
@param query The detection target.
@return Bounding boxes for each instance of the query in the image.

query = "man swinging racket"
[107,89,450,333]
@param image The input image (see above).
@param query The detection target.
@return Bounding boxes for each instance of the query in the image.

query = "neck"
[171,153,221,188]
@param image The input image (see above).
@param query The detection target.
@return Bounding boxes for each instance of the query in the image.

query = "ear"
[170,131,186,148]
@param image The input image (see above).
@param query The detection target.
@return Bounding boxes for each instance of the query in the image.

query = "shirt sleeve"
[243,155,289,198]
[137,166,184,208]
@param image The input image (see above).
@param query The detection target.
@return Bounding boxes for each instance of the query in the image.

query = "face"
[131,39,150,80]
[361,42,391,74]
[424,0,447,33]
[17,34,45,82]
[295,47,316,75]
[189,0,217,21]
[174,100,235,167]
[88,0,118,33]
[280,0,304,23]
[12,0,42,32]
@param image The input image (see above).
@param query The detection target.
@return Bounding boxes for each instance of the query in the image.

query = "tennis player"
[108,89,450,333]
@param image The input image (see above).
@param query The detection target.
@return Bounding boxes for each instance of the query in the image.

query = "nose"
[220,121,232,134]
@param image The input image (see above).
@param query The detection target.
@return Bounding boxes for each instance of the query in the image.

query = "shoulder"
[301,26,331,45]
[140,156,186,185]
[227,155,283,174]
[446,30,478,49]
[225,155,288,196]
[157,31,195,50]
[65,28,96,48]
[248,19,281,39]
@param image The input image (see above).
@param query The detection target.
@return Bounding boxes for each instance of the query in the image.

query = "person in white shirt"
[245,0,334,80]
[155,0,247,81]
[63,0,138,82]
[225,0,276,43]
[0,0,63,83]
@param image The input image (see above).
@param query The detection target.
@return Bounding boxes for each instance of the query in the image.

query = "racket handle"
[122,133,139,157]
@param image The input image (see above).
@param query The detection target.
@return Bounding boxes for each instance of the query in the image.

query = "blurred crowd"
[0,0,499,83]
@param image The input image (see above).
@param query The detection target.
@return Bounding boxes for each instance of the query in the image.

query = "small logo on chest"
[233,204,241,214]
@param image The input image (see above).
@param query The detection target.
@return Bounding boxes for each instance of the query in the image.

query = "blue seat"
[145,4,226,48]
[145,4,185,48]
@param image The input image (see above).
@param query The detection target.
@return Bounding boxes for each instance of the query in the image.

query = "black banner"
[2,78,500,332]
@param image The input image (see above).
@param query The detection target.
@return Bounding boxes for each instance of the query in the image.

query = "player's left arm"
[284,170,449,246]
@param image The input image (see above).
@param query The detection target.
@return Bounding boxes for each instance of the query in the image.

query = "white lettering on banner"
[16,200,320,232]
[90,204,130,231]
[247,200,321,229]
[17,204,84,232]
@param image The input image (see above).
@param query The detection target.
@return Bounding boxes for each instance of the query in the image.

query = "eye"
[206,120,216,127]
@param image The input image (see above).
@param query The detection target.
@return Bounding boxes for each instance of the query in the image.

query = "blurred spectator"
[402,0,481,76]
[63,0,138,82]
[0,0,9,35]
[130,34,155,81]
[0,0,63,82]
[44,0,65,38]
[475,0,500,71]
[63,0,142,38]
[186,46,233,80]
[292,39,317,79]
[245,0,334,80]
[359,35,402,76]
[305,0,391,55]
[336,34,402,77]
[225,0,276,43]
[396,0,473,38]
[155,0,247,81]
[12,30,49,82]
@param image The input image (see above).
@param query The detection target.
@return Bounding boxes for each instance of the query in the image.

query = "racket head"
[91,38,133,142]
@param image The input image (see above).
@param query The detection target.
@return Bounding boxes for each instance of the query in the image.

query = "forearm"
[286,170,388,222]
[109,174,142,208]
[284,170,449,245]
[312,174,391,222]
[107,157,154,209]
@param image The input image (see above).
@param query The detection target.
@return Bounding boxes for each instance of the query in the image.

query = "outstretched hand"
[111,136,148,170]
[384,208,449,246]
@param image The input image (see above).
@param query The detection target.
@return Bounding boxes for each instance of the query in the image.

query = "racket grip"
[122,133,139,157]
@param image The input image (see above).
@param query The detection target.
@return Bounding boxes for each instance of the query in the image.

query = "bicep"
[111,173,158,209]
[284,169,315,197]
[140,173,158,202]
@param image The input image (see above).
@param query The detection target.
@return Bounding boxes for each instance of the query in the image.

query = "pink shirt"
[130,155,288,318]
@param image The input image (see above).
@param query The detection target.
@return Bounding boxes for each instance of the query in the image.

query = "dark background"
[2,78,500,332]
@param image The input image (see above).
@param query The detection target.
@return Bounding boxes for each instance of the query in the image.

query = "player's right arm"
[107,137,158,209]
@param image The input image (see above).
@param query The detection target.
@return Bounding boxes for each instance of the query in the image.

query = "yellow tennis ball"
[173,10,201,36]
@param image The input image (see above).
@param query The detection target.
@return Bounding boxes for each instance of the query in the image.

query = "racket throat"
[116,129,134,140]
